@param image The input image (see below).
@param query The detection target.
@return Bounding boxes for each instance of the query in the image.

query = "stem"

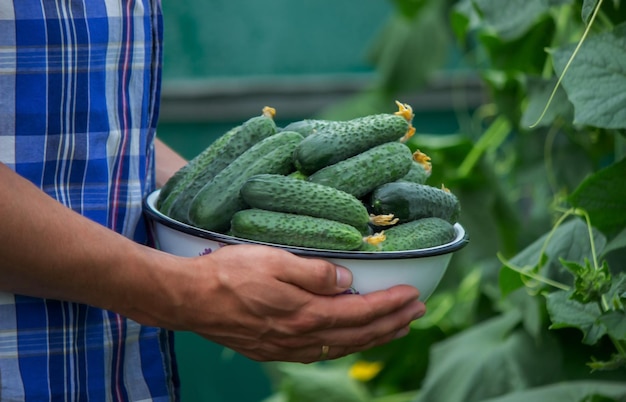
[576,209,599,272]
[457,115,511,178]
[613,338,626,356]
[529,0,604,128]
[497,253,570,291]
[538,207,576,261]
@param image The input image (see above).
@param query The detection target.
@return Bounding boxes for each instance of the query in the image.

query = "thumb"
[279,255,354,295]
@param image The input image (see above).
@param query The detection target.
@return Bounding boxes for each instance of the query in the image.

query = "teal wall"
[161,0,392,80]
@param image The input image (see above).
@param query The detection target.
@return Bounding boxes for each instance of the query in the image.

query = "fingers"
[242,286,425,363]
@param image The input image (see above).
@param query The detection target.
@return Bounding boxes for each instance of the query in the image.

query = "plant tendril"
[529,0,605,128]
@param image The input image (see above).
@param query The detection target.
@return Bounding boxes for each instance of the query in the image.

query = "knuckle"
[308,259,337,287]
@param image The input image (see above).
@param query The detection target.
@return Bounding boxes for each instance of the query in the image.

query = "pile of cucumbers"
[157,102,461,252]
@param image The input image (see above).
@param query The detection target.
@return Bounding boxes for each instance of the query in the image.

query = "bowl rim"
[144,189,469,260]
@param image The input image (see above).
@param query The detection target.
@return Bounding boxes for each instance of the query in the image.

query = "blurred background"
[156,0,626,401]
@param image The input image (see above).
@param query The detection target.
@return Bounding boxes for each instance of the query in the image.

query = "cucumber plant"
[263,0,626,401]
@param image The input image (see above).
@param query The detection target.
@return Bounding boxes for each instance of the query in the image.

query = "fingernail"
[336,266,353,288]
[394,326,410,339]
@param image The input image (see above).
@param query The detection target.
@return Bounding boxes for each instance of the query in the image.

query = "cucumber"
[187,131,304,233]
[157,132,233,212]
[283,101,415,139]
[399,150,432,184]
[370,181,460,224]
[158,107,277,214]
[380,217,456,251]
[307,141,413,199]
[280,120,320,137]
[230,209,364,251]
[292,101,415,175]
[240,174,372,234]
[282,116,375,137]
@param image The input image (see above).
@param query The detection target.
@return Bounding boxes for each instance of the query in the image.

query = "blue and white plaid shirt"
[0,1,179,400]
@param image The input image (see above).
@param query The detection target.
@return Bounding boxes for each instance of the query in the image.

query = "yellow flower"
[348,360,384,382]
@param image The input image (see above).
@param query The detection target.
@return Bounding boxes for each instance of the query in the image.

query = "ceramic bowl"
[143,190,468,300]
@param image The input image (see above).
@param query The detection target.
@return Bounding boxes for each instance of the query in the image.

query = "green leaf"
[504,288,546,341]
[275,362,370,402]
[605,272,626,310]
[478,380,626,402]
[521,76,574,128]
[552,23,626,129]
[568,158,626,238]
[602,227,626,257]
[582,0,599,24]
[457,115,511,177]
[415,312,563,402]
[450,0,481,43]
[545,290,606,345]
[472,0,550,41]
[598,310,626,340]
[508,219,607,288]
[499,261,526,297]
[479,17,555,76]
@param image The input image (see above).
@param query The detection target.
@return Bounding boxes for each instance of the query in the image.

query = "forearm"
[0,165,425,363]
[154,138,187,187]
[0,163,192,324]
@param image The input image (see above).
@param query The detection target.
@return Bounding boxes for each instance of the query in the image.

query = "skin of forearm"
[0,163,194,324]
[154,138,187,187]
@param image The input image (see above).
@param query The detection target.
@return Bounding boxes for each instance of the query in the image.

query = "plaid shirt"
[0,1,179,400]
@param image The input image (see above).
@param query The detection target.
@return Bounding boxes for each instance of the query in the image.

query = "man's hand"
[147,244,426,363]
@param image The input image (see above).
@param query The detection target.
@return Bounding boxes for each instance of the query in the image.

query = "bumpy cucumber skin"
[187,131,304,233]
[240,174,371,234]
[293,114,410,175]
[370,181,460,225]
[282,114,390,137]
[230,209,364,251]
[380,217,456,251]
[307,142,413,199]
[157,131,233,212]
[399,160,430,184]
[282,118,358,137]
[159,113,277,214]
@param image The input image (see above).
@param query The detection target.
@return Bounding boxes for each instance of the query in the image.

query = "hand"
[162,244,426,363]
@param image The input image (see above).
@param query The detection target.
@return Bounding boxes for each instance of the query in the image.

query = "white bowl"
[144,190,468,300]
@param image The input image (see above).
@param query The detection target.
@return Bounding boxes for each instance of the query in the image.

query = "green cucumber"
[230,209,364,251]
[370,181,460,224]
[187,131,304,233]
[380,217,456,251]
[307,141,413,199]
[292,102,415,175]
[157,132,230,212]
[399,150,432,184]
[282,116,375,137]
[158,106,277,215]
[240,174,372,234]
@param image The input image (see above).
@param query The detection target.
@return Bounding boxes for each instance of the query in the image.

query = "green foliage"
[264,0,626,401]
